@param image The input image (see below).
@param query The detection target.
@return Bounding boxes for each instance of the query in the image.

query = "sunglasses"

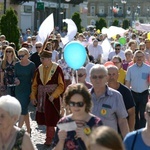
[74,74,85,78]
[18,54,26,58]
[36,46,42,49]
[115,48,120,50]
[32,39,36,40]
[69,101,85,107]
[6,51,12,53]
[91,75,106,79]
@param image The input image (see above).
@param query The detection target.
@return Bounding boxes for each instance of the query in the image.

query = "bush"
[0,7,20,50]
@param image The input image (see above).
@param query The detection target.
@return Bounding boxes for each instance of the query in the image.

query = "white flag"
[102,26,128,38]
[61,19,77,45]
[101,38,113,63]
[135,22,150,32]
[37,13,54,43]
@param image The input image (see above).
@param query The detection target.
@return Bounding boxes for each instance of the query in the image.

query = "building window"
[99,6,104,14]
[90,6,95,16]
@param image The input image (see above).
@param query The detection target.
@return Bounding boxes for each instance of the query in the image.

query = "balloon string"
[76,70,78,83]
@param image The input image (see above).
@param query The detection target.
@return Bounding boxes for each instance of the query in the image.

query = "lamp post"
[147,8,149,23]
[121,0,127,19]
[4,0,6,14]
[58,0,71,32]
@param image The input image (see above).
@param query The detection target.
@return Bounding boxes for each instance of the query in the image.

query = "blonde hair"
[18,47,29,57]
[1,46,18,70]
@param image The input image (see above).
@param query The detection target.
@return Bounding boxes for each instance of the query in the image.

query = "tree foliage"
[95,18,107,31]
[112,19,119,26]
[122,19,130,29]
[0,8,20,49]
[72,12,82,33]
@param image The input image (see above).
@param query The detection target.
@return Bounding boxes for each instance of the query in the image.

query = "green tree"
[112,19,119,26]
[72,12,82,33]
[122,19,130,29]
[95,18,107,31]
[0,7,20,49]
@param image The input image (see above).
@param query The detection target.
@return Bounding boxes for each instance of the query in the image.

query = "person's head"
[22,42,29,49]
[63,83,92,114]
[44,42,53,51]
[144,101,150,128]
[27,36,32,43]
[9,42,16,50]
[88,126,125,150]
[124,49,133,61]
[139,42,146,52]
[0,35,6,41]
[93,39,98,47]
[35,41,43,53]
[52,39,59,50]
[145,38,150,49]
[112,56,122,69]
[128,40,137,52]
[0,95,21,129]
[76,67,87,83]
[114,43,121,54]
[31,36,37,44]
[18,47,30,60]
[107,65,119,84]
[78,33,85,41]
[90,64,108,88]
[133,50,145,65]
[56,34,62,42]
[39,50,52,66]
[3,46,17,60]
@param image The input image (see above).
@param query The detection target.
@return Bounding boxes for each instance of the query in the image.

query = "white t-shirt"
[88,44,103,60]
[52,50,59,62]
[108,50,125,61]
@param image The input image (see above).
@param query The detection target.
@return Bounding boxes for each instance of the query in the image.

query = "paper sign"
[57,121,77,132]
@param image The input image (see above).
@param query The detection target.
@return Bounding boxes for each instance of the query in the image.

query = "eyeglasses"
[115,48,120,50]
[36,46,42,49]
[6,51,12,53]
[18,54,26,58]
[91,75,106,79]
[74,74,85,78]
[32,39,36,40]
[69,101,85,107]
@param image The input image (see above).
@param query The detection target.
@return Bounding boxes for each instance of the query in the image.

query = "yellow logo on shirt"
[101,109,107,115]
[84,126,91,135]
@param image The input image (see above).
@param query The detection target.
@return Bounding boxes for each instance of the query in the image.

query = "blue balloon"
[64,41,87,70]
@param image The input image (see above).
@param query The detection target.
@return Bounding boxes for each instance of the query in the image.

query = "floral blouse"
[50,115,102,150]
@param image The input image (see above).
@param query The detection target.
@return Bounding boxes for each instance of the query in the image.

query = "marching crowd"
[0,27,150,150]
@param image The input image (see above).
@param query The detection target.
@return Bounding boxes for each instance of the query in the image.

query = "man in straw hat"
[30,50,65,146]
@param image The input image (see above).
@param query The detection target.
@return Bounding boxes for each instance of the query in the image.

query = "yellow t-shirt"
[118,68,126,84]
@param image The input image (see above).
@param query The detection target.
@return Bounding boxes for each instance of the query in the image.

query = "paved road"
[28,103,51,150]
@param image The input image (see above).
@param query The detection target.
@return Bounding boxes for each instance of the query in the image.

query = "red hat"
[104,61,115,67]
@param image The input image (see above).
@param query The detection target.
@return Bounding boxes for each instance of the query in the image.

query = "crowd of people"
[0,27,150,149]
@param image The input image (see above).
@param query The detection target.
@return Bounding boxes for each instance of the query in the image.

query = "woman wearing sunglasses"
[51,83,102,150]
[14,48,35,135]
[0,46,19,96]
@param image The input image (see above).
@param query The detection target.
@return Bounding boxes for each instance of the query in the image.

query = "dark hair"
[52,39,59,50]
[114,42,121,48]
[63,83,92,113]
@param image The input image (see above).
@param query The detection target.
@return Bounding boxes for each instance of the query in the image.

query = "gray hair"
[107,65,118,71]
[90,64,108,76]
[0,95,21,120]
[77,66,86,72]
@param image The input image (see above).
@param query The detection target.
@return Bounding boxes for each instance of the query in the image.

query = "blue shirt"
[126,63,150,93]
[90,86,128,132]
[124,128,150,150]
